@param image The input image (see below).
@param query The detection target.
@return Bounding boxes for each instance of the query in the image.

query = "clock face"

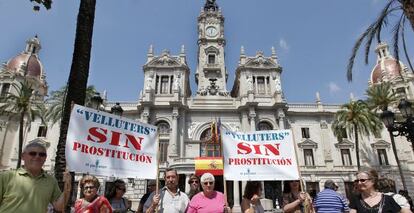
[206,26,218,37]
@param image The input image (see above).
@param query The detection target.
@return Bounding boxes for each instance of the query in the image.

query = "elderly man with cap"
[0,142,72,213]
[187,172,231,213]
[314,180,349,213]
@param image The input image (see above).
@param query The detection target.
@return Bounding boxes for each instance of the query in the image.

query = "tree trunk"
[402,0,414,32]
[54,0,96,206]
[388,130,407,190]
[354,124,361,171]
[16,111,25,169]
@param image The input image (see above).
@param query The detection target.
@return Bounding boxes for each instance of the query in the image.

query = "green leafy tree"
[0,81,46,168]
[366,83,407,190]
[347,0,414,82]
[46,85,97,126]
[332,100,383,170]
[366,82,398,111]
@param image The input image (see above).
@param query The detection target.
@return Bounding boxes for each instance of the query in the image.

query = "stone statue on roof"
[204,0,218,11]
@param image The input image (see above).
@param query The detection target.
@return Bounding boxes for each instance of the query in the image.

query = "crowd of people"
[1,142,413,213]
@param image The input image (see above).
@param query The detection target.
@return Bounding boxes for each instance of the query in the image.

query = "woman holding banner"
[75,175,112,213]
[282,180,313,213]
[241,181,265,213]
[187,173,231,213]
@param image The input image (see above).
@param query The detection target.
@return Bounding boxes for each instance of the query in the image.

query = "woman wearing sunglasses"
[74,175,112,213]
[106,179,131,213]
[349,169,402,213]
[187,172,231,213]
[188,174,201,200]
[282,180,313,213]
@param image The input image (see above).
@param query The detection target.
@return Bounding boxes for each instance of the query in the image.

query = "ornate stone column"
[170,107,179,157]
[232,181,241,212]
[185,174,190,193]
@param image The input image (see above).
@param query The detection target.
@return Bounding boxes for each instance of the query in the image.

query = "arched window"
[200,128,221,157]
[257,121,272,130]
[156,121,170,134]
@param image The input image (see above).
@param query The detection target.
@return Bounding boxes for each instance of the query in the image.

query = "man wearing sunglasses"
[0,142,72,213]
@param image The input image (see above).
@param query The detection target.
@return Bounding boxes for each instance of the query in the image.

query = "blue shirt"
[314,189,349,213]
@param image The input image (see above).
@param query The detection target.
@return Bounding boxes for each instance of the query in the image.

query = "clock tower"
[195,0,228,96]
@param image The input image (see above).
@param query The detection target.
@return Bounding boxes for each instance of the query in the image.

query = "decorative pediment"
[204,46,219,54]
[297,139,318,149]
[334,138,354,149]
[244,52,278,68]
[27,138,51,148]
[370,139,391,149]
[146,50,182,67]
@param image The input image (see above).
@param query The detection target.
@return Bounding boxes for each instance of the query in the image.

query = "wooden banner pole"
[155,133,160,213]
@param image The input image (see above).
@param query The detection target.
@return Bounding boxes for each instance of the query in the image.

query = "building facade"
[1,0,414,210]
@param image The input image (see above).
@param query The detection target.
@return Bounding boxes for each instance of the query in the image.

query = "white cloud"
[279,38,289,51]
[328,82,341,94]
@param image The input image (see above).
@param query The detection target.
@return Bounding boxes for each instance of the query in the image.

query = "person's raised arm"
[53,171,72,211]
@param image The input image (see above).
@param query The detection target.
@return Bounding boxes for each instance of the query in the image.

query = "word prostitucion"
[72,127,152,164]
[225,130,294,166]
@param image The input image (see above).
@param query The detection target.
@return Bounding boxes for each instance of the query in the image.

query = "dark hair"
[165,168,178,177]
[357,169,379,189]
[243,181,262,199]
[188,174,200,184]
[377,178,396,193]
[283,180,301,194]
[106,179,126,200]
[324,180,337,190]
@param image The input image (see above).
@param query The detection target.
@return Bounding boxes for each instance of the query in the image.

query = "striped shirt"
[314,189,349,213]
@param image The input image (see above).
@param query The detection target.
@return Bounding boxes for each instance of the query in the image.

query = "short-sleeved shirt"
[143,187,189,213]
[314,189,349,212]
[187,191,226,213]
[349,194,401,213]
[0,168,62,213]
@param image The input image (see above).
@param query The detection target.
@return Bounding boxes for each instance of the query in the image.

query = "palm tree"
[32,0,97,203]
[0,80,46,168]
[46,85,97,126]
[366,83,407,190]
[332,100,383,170]
[347,0,414,82]
[366,82,398,112]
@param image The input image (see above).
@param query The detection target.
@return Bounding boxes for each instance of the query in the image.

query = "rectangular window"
[256,76,265,94]
[159,141,169,163]
[37,125,47,137]
[377,149,389,165]
[0,83,10,98]
[160,76,169,94]
[304,149,315,166]
[301,128,310,138]
[208,55,215,64]
[201,144,221,157]
[341,149,352,166]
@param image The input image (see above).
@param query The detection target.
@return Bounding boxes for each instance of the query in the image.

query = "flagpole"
[290,130,305,190]
[218,118,229,211]
[155,133,160,213]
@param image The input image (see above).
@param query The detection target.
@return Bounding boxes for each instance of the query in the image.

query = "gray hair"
[200,172,215,183]
[324,180,336,190]
[23,142,46,153]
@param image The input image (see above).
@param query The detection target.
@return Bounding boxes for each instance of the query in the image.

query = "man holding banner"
[143,168,189,213]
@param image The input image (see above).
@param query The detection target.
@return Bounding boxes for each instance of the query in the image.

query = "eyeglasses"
[354,178,371,183]
[190,181,199,184]
[203,181,214,186]
[27,151,47,157]
[117,187,126,192]
[84,186,96,190]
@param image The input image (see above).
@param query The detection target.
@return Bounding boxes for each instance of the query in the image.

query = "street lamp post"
[380,99,414,191]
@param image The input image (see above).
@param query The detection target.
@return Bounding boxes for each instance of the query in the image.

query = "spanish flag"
[194,157,223,176]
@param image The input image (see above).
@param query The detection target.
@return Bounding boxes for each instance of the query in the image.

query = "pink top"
[187,191,226,213]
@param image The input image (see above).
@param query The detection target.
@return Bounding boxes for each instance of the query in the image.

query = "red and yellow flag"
[194,157,223,176]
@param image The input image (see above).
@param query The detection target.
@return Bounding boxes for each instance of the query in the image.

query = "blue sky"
[0,0,413,104]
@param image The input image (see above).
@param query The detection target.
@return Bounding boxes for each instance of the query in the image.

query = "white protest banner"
[66,104,158,179]
[222,129,299,180]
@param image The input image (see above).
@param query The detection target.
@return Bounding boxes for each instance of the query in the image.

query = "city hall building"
[1,0,414,210]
